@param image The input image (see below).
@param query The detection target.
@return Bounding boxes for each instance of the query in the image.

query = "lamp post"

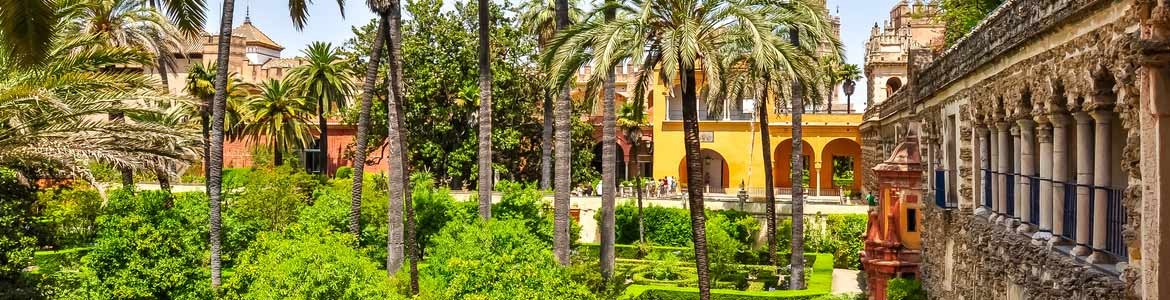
[843,79,856,113]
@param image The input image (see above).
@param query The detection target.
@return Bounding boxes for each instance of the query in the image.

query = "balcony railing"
[1005,173,1015,216]
[982,168,992,208]
[1028,175,1040,224]
[1062,181,1077,240]
[1101,186,1127,258]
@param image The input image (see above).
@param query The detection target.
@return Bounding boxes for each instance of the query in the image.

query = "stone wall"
[920,205,1127,300]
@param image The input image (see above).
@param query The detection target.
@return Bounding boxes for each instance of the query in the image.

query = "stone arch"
[886,77,903,97]
[774,139,816,189]
[821,138,864,195]
[678,149,729,194]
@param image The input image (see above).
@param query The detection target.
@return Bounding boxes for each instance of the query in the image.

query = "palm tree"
[127,99,203,203]
[287,41,355,176]
[240,79,318,166]
[838,63,861,113]
[348,5,389,243]
[380,0,420,292]
[185,63,249,182]
[617,102,646,244]
[518,0,580,191]
[818,57,842,114]
[476,0,495,221]
[551,0,573,267]
[204,0,340,288]
[547,0,839,295]
[597,0,619,281]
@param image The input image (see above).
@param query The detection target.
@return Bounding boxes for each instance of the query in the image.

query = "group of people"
[572,176,680,198]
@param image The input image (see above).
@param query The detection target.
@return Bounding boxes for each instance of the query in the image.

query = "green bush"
[222,224,400,299]
[335,166,354,179]
[421,219,594,299]
[222,166,323,266]
[50,191,212,299]
[774,214,866,270]
[886,278,926,300]
[706,214,743,276]
[620,253,835,300]
[0,168,38,297]
[612,203,759,248]
[33,187,101,249]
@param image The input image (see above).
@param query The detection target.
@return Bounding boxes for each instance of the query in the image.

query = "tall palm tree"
[127,99,202,203]
[597,0,618,281]
[381,0,419,292]
[204,0,340,288]
[288,41,355,175]
[348,5,389,242]
[547,0,839,295]
[818,57,842,114]
[240,79,318,166]
[551,0,573,266]
[838,63,861,112]
[518,0,580,190]
[476,0,494,220]
[185,62,249,183]
[617,102,646,244]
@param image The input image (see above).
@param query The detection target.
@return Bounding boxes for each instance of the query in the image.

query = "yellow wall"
[648,72,864,191]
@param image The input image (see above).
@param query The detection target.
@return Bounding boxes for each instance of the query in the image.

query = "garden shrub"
[612,203,759,248]
[222,224,399,300]
[706,214,743,276]
[886,278,926,300]
[0,168,38,298]
[335,166,354,179]
[421,219,594,299]
[33,187,101,249]
[774,214,866,270]
[54,191,212,299]
[222,166,323,265]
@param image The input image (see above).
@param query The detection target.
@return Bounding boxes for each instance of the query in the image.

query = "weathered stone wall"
[920,205,1127,300]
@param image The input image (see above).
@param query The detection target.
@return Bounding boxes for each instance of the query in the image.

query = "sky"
[203,0,902,106]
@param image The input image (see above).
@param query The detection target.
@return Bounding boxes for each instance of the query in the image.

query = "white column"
[1087,109,1114,264]
[1010,124,1022,228]
[1071,110,1094,257]
[989,124,1000,221]
[1050,112,1071,245]
[975,126,991,216]
[1017,119,1036,233]
[1033,119,1053,243]
[997,121,1011,222]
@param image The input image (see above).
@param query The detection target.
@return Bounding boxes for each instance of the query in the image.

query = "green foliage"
[939,0,1003,46]
[222,224,399,300]
[340,0,597,188]
[811,293,864,300]
[222,166,323,266]
[705,214,743,275]
[52,191,212,299]
[620,254,836,300]
[612,203,758,248]
[32,187,101,249]
[886,278,926,300]
[297,175,392,261]
[774,214,866,270]
[421,219,595,299]
[0,169,36,283]
[335,166,354,179]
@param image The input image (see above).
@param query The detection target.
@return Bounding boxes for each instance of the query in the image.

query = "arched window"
[886,77,903,97]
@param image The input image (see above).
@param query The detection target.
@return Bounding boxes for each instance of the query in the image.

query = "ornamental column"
[1050,111,1071,245]
[1033,117,1053,243]
[1071,109,1094,257]
[975,125,991,216]
[1009,124,1022,228]
[1087,107,1114,264]
[997,120,1012,223]
[1018,119,1036,233]
[988,123,1000,221]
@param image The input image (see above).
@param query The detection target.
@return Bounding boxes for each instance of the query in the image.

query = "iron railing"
[1028,175,1040,224]
[982,169,992,208]
[1062,181,1077,240]
[1005,173,1015,216]
[1101,186,1127,258]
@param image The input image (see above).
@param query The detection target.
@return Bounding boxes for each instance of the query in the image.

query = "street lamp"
[843,78,856,113]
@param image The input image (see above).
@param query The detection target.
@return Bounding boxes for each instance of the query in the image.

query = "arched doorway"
[886,77,903,97]
[591,144,627,183]
[821,138,863,197]
[678,149,729,194]
[774,139,815,194]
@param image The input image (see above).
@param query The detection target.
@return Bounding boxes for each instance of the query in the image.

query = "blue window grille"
[1061,181,1077,240]
[1102,187,1127,259]
[1006,174,1015,216]
[982,169,992,209]
[1029,176,1040,225]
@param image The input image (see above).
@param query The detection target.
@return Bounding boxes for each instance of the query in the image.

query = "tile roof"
[233,20,283,50]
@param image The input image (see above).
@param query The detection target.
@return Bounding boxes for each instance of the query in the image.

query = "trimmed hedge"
[578,243,693,260]
[620,253,835,300]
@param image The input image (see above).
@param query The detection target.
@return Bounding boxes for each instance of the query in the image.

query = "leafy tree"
[287,41,355,175]
[938,0,1003,46]
[0,169,36,284]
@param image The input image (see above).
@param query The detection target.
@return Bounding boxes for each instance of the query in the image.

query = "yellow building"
[644,72,865,198]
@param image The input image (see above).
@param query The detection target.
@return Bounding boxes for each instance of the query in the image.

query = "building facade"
[863,0,944,107]
[861,0,1170,299]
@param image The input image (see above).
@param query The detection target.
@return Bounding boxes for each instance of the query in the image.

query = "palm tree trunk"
[759,82,777,266]
[318,97,329,174]
[476,0,493,220]
[542,94,554,190]
[600,65,617,280]
[789,30,806,291]
[349,15,388,240]
[384,13,406,276]
[680,62,711,300]
[826,83,832,114]
[552,0,572,266]
[274,142,283,166]
[155,166,173,208]
[207,0,237,289]
[120,168,134,190]
[631,133,645,245]
[388,2,420,291]
[202,96,211,189]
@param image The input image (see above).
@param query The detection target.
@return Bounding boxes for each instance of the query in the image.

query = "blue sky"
[203,0,901,104]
